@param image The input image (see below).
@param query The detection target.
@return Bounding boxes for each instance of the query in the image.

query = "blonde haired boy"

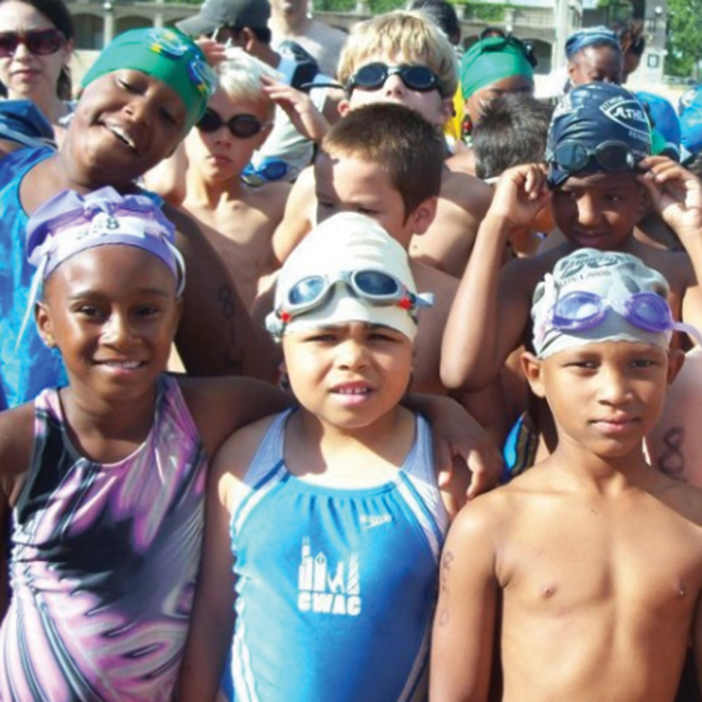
[272,9,492,278]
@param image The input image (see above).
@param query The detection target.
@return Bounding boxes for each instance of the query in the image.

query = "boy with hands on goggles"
[442,82,702,470]
[178,212,479,702]
[431,248,702,702]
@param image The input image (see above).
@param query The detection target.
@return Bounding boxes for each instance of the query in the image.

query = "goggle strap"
[16,255,48,352]
[673,321,702,348]
[414,292,435,308]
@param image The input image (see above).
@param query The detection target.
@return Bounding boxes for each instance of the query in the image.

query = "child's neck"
[546,437,654,495]
[284,406,416,488]
[58,382,158,464]
[185,168,244,209]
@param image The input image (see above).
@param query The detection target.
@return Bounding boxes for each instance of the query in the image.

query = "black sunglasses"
[347,62,444,97]
[0,28,65,57]
[196,108,268,139]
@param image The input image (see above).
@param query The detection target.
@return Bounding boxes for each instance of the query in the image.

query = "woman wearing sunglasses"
[0,0,74,132]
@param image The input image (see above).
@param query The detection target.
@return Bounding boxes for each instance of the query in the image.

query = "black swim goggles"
[346,63,444,97]
[267,269,434,336]
[196,108,269,139]
[547,139,645,175]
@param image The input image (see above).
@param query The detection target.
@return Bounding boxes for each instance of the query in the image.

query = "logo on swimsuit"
[297,538,362,616]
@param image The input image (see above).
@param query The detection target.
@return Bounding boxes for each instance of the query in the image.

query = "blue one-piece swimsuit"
[224,409,449,702]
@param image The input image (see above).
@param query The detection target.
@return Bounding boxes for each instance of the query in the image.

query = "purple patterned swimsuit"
[0,375,207,701]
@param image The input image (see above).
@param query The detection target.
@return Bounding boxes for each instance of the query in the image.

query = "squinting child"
[262,103,507,442]
[272,9,492,278]
[431,249,702,702]
[178,212,471,702]
[0,188,297,701]
[145,49,290,310]
[443,82,702,466]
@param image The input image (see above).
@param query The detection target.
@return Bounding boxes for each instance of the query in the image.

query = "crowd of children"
[2,3,702,701]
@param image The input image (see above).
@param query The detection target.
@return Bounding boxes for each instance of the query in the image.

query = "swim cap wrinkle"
[531,249,670,358]
[81,28,216,133]
[461,36,534,99]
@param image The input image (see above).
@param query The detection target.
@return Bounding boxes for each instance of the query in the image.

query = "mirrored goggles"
[346,63,443,96]
[0,28,65,57]
[196,108,268,139]
[550,290,702,344]
[548,139,644,176]
[276,269,434,324]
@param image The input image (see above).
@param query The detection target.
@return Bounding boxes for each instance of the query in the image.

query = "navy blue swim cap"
[565,26,620,60]
[546,83,651,186]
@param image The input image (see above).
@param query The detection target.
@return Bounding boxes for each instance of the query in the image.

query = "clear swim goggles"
[267,269,434,333]
[549,290,702,344]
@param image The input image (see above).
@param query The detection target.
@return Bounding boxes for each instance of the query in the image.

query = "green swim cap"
[81,27,216,133]
[461,36,534,99]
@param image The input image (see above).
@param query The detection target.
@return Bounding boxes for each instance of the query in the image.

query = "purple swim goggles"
[550,290,702,345]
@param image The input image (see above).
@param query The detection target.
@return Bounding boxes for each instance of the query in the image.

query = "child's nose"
[598,366,632,404]
[102,313,134,348]
[383,73,407,96]
[576,195,602,227]
[337,339,368,370]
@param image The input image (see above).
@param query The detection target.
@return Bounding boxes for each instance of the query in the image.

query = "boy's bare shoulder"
[629,241,695,285]
[440,169,492,213]
[246,180,292,217]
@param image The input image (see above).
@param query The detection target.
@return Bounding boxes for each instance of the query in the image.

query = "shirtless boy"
[145,50,290,309]
[272,9,491,277]
[442,83,702,462]
[431,249,702,702]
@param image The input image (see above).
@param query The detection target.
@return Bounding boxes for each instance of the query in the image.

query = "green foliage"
[460,2,506,22]
[665,0,702,78]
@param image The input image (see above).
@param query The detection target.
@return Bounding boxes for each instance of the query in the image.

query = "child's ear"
[521,351,546,398]
[34,302,55,349]
[667,348,686,386]
[337,98,352,118]
[408,196,438,235]
[438,97,454,127]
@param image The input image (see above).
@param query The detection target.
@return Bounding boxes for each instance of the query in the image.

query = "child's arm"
[441,164,551,392]
[142,143,188,207]
[271,166,316,264]
[639,157,702,330]
[430,500,500,702]
[176,425,257,701]
[0,404,35,620]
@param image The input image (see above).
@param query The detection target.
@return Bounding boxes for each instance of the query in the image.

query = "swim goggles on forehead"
[197,108,269,139]
[547,139,645,176]
[549,290,702,345]
[346,63,444,97]
[269,269,434,330]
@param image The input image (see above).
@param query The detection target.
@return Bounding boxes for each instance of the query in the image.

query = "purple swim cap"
[26,186,185,295]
